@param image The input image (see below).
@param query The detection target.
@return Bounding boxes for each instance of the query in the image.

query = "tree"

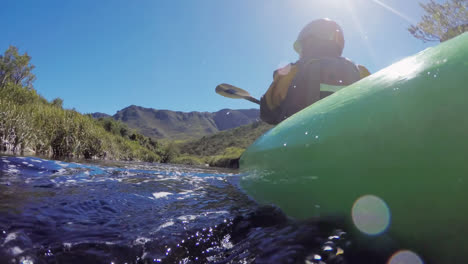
[51,98,64,108]
[0,46,36,89]
[409,0,468,42]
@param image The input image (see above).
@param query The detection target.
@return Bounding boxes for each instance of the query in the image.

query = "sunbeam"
[370,0,417,24]
[343,0,379,67]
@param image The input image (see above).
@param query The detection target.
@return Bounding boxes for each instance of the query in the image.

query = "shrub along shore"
[0,83,165,162]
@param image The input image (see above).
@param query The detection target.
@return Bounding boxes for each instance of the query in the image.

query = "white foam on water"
[19,257,33,264]
[156,221,174,231]
[179,189,194,195]
[53,168,67,175]
[152,192,173,199]
[10,246,24,256]
[7,169,19,173]
[204,211,229,217]
[63,243,72,250]
[134,237,151,245]
[177,215,198,222]
[30,159,42,163]
[56,162,69,167]
[221,234,233,249]
[3,232,17,245]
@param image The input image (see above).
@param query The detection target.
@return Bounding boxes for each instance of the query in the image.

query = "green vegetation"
[0,45,270,167]
[409,0,467,42]
[171,121,273,167]
[0,46,164,162]
[112,105,260,140]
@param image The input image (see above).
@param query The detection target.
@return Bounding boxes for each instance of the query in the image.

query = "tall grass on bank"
[0,83,163,162]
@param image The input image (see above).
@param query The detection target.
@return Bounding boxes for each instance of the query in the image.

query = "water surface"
[0,156,389,264]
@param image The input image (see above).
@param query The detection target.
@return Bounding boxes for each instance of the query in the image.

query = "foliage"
[171,155,205,166]
[174,121,273,168]
[112,105,260,140]
[0,46,164,162]
[0,46,36,89]
[207,147,245,167]
[51,98,64,108]
[409,0,468,42]
[160,142,180,163]
[179,121,272,157]
[0,45,268,167]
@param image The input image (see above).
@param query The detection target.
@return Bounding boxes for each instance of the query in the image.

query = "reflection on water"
[0,156,401,263]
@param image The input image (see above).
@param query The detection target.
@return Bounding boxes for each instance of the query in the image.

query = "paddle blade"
[215,83,251,99]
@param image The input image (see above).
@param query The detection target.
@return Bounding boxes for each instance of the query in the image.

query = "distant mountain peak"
[93,106,260,140]
[90,112,111,119]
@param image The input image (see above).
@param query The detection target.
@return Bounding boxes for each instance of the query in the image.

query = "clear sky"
[1,0,436,115]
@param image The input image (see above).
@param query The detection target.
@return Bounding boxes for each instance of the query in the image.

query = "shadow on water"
[0,156,397,264]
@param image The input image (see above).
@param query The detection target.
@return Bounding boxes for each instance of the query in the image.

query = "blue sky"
[1,0,436,114]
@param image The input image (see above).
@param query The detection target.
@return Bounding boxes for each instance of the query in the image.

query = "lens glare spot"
[352,195,390,235]
[388,250,424,264]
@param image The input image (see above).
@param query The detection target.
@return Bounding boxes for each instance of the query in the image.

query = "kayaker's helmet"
[293,18,345,57]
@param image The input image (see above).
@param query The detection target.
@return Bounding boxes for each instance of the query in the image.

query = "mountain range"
[91,105,260,140]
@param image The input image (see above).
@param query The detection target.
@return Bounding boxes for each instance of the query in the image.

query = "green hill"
[173,121,273,167]
[107,105,260,140]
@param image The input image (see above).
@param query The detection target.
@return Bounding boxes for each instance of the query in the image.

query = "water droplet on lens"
[323,245,334,252]
[337,247,344,255]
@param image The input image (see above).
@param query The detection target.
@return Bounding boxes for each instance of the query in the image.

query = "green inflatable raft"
[240,33,468,263]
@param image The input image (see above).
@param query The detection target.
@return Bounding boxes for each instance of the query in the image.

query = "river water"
[0,156,394,264]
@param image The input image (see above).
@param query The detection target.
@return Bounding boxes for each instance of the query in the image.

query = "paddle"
[215,83,260,105]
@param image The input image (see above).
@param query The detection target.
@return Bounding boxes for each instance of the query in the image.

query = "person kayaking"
[260,18,371,125]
